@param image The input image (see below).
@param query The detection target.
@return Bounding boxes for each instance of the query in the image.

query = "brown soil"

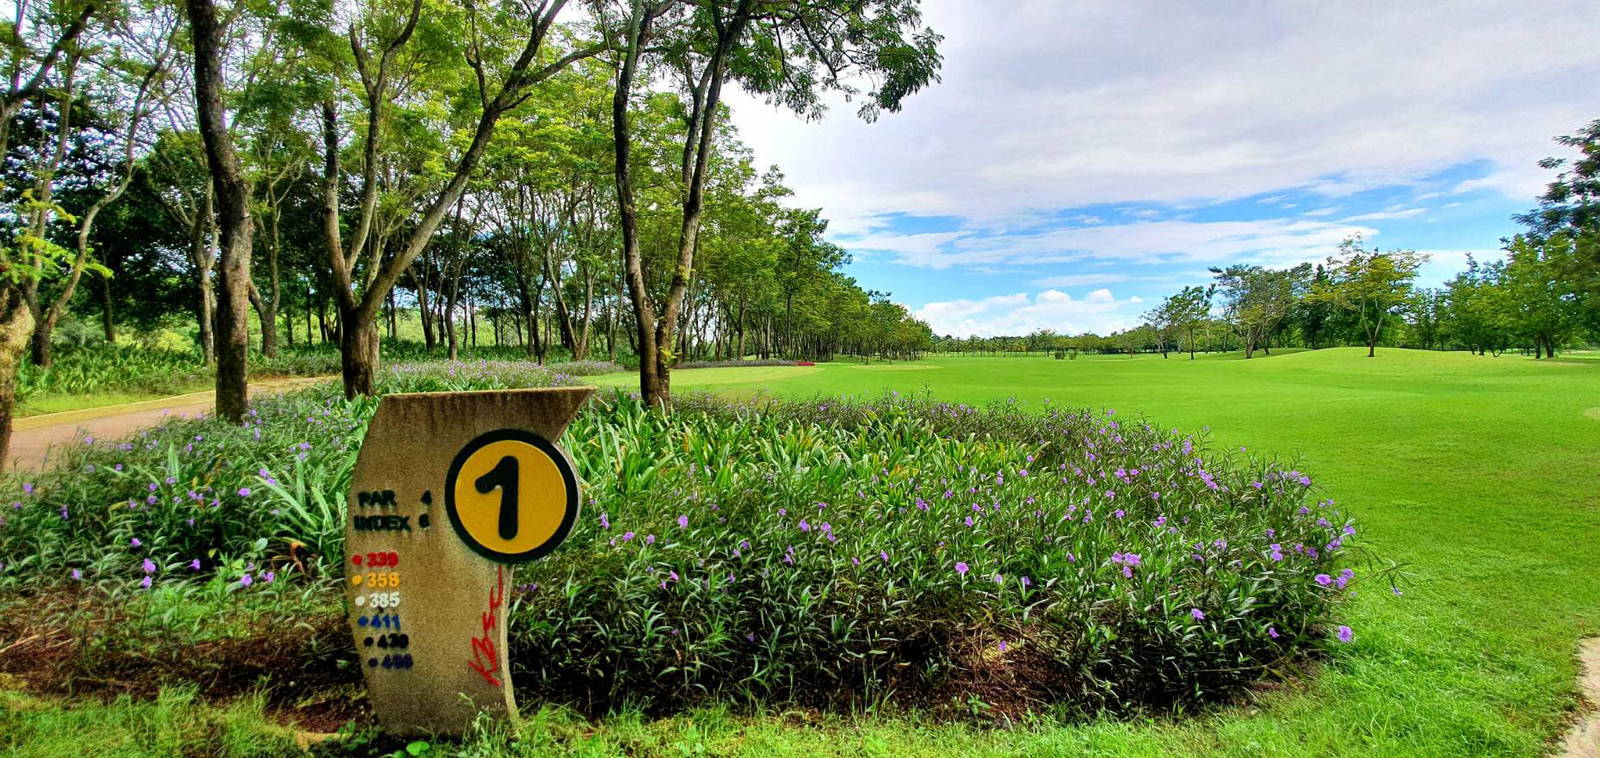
[0,589,368,734]
[1561,637,1600,758]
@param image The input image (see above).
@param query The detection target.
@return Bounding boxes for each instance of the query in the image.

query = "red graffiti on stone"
[467,565,505,687]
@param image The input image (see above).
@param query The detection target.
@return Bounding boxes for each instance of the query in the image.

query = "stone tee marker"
[344,386,593,735]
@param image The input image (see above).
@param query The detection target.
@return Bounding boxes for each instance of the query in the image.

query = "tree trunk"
[29,310,56,367]
[197,254,216,363]
[418,282,435,351]
[188,0,254,423]
[258,274,279,358]
[445,301,459,361]
[249,282,279,357]
[0,288,34,471]
[99,273,115,342]
[611,4,665,406]
[340,306,380,397]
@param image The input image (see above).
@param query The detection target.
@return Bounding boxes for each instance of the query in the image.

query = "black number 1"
[475,455,519,540]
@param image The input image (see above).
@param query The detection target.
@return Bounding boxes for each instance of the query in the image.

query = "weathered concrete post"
[343,386,593,735]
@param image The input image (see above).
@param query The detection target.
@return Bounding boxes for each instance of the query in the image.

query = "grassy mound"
[0,366,1367,721]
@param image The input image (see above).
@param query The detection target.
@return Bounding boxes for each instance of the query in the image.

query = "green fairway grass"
[575,348,1600,756]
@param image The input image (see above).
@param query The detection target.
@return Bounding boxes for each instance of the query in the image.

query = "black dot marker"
[364,637,373,646]
[368,658,377,667]
[418,513,431,529]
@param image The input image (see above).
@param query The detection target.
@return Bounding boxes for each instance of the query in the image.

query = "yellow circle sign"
[443,429,579,563]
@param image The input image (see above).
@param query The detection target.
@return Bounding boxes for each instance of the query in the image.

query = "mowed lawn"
[584,348,1600,757]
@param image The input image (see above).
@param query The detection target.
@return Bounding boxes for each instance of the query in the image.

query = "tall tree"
[1308,236,1425,358]
[1165,284,1212,359]
[1515,119,1600,324]
[1501,233,1587,358]
[30,15,177,366]
[184,0,253,422]
[309,0,600,397]
[1210,263,1308,358]
[0,0,101,468]
[599,0,942,407]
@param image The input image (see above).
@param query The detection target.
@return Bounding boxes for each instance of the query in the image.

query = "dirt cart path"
[9,376,332,471]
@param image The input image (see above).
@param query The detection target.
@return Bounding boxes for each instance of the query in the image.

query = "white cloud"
[1341,208,1428,221]
[849,217,1378,270]
[728,0,1598,238]
[914,289,1146,337]
[1030,272,1129,288]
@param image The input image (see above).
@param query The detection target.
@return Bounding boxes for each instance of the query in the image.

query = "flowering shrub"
[514,394,1367,714]
[0,369,1370,718]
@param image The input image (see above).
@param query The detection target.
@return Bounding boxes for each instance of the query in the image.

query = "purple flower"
[141,558,156,574]
[599,513,610,530]
[22,483,34,495]
[130,538,142,548]
[879,551,889,562]
[190,559,201,571]
[799,519,811,532]
[239,574,253,587]
[622,531,635,542]
[1190,608,1206,621]
[237,487,252,498]
[70,568,82,580]
[676,515,688,529]
[1336,625,1353,643]
[1315,574,1333,586]
[140,575,152,589]
[998,640,1009,652]
[261,571,276,583]
[1021,576,1032,588]
[1267,626,1280,639]
[955,561,969,575]
[645,534,656,545]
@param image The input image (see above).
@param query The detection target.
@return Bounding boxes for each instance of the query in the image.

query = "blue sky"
[726,1,1600,337]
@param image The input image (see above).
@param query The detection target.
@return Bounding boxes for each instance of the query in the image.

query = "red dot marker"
[352,555,363,566]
